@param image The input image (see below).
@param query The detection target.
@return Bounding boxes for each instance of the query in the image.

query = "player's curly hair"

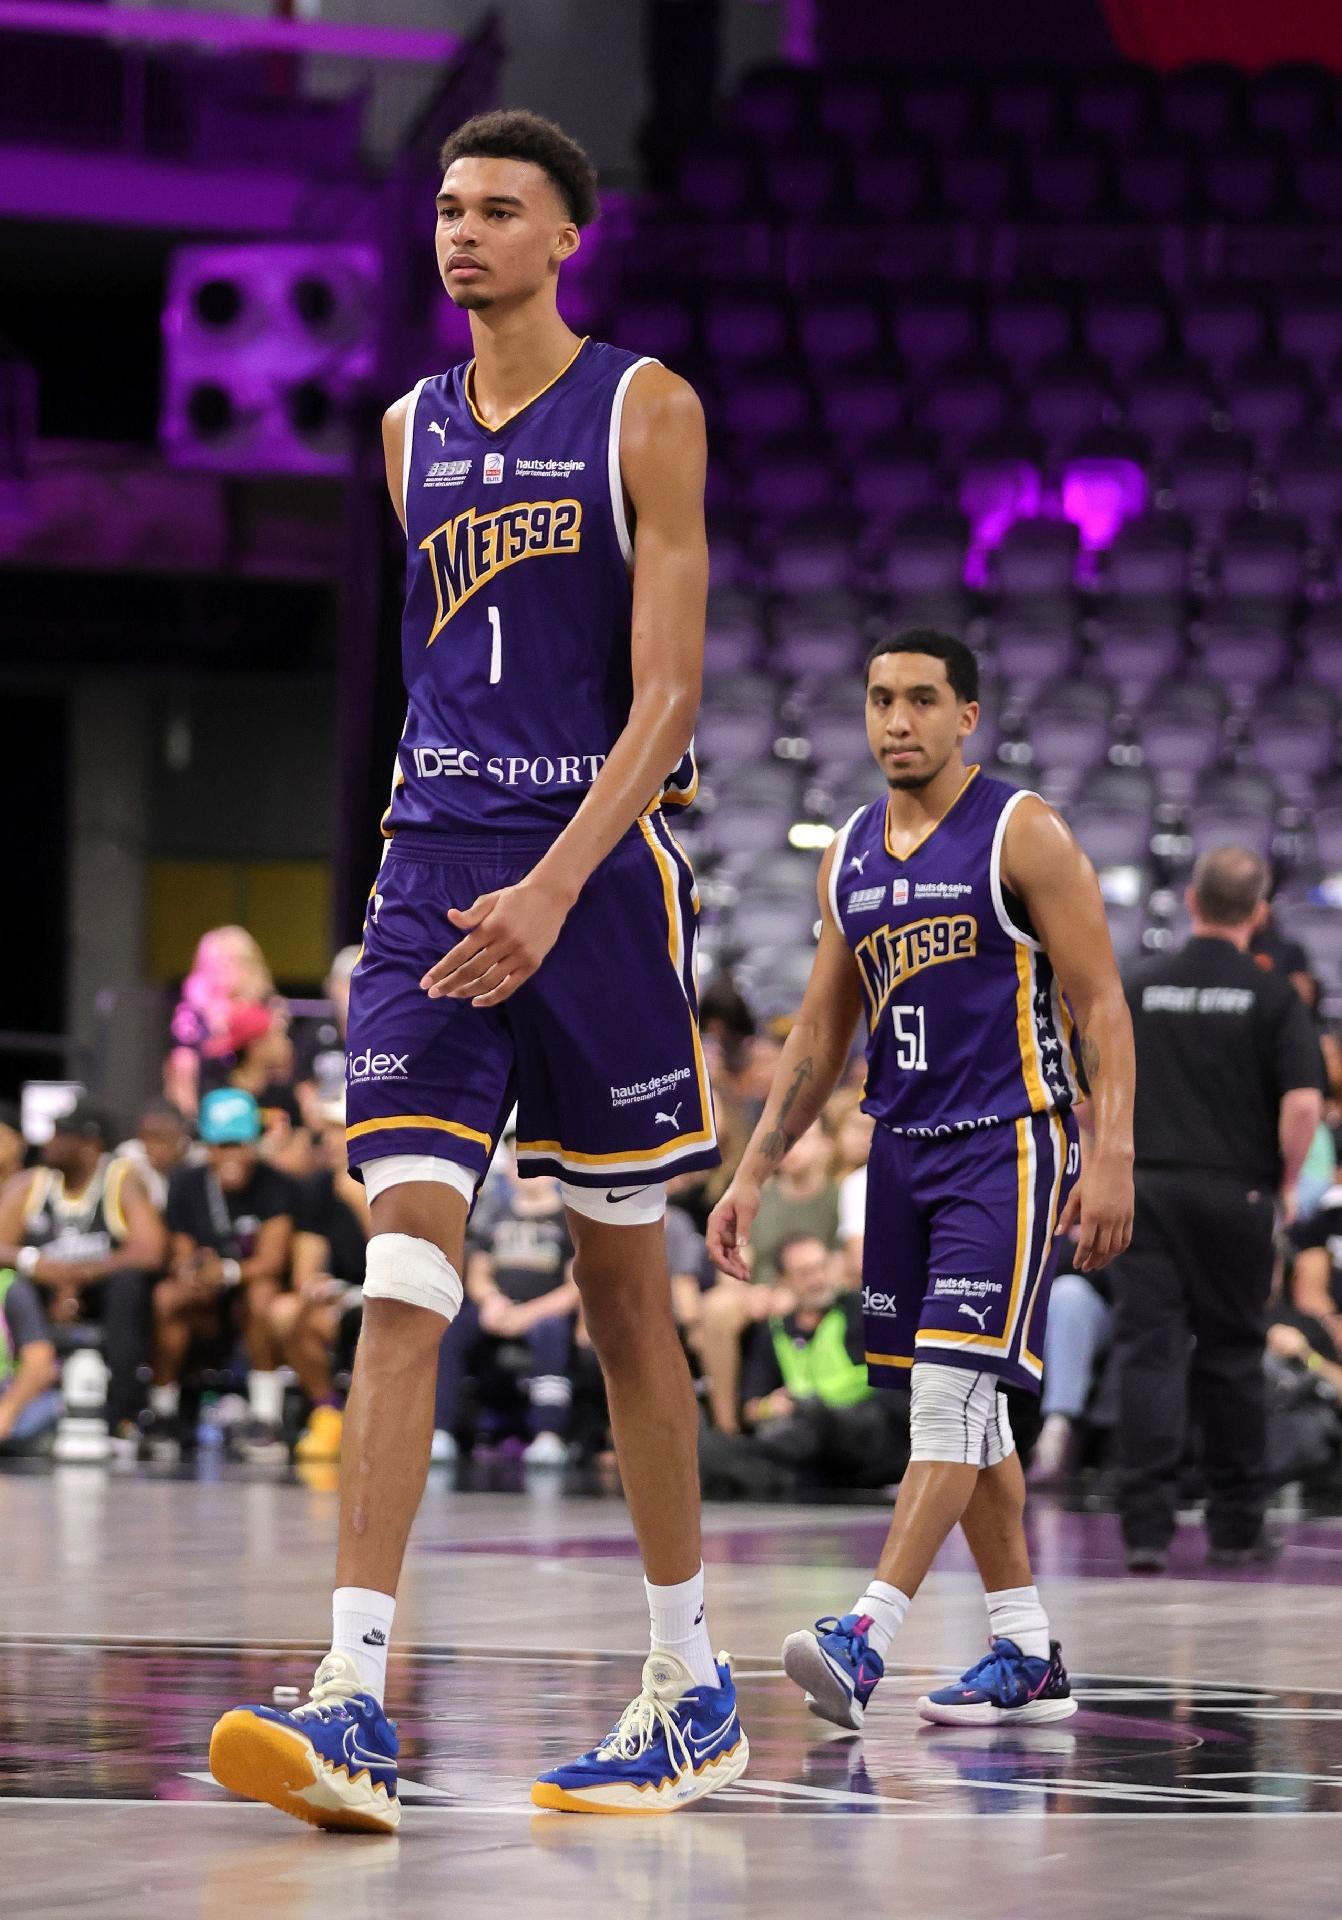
[866,629,980,705]
[438,109,599,227]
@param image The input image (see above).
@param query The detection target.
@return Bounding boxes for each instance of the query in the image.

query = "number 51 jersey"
[388,337,696,839]
[830,768,1082,1138]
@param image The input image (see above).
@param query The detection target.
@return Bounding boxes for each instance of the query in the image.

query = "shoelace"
[814,1616,867,1661]
[290,1668,370,1725]
[597,1687,694,1773]
[956,1642,1028,1695]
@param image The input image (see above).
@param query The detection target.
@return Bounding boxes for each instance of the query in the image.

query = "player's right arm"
[706,843,864,1280]
[381,391,417,536]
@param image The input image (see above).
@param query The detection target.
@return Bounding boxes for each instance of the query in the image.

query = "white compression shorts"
[908,1361,1016,1468]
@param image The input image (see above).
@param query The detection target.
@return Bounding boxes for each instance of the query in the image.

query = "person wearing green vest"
[737,1235,908,1490]
[0,1267,61,1450]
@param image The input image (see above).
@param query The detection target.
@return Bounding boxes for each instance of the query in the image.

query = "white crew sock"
[985,1584,1050,1661]
[148,1384,180,1418]
[331,1586,396,1705]
[850,1580,911,1658]
[247,1369,284,1426]
[646,1566,719,1690]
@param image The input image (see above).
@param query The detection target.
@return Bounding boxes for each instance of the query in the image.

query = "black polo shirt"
[1125,935,1323,1187]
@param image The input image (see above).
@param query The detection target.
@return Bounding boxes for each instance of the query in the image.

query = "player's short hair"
[865,629,979,706]
[1191,846,1270,927]
[438,109,599,227]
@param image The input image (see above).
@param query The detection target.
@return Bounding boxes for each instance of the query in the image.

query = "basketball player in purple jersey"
[709,631,1136,1729]
[209,110,747,1826]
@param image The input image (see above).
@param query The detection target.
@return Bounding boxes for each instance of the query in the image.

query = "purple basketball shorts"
[861,1107,1080,1394]
[344,813,720,1192]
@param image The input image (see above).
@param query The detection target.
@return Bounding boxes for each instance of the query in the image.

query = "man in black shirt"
[158,1088,294,1458]
[1114,847,1323,1570]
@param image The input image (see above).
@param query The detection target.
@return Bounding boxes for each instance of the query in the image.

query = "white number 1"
[893,1004,928,1072]
[487,605,503,685]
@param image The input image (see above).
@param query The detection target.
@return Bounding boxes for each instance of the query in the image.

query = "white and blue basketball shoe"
[782,1614,886,1731]
[918,1637,1078,1726]
[209,1652,400,1832]
[532,1650,749,1813]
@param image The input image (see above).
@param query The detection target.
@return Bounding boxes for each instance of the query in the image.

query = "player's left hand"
[1057,1147,1134,1273]
[422,874,573,1008]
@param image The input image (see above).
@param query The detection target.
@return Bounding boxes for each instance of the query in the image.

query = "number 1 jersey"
[830,768,1082,1138]
[388,337,696,838]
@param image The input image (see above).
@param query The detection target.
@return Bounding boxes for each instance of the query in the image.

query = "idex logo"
[419,499,583,640]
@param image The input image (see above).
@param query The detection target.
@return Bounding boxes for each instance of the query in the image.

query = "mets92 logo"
[420,499,583,642]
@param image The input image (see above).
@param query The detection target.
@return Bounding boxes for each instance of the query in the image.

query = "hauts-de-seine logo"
[419,499,583,642]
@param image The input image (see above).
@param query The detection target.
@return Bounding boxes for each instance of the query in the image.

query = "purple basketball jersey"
[387,338,695,838]
[831,767,1081,1136]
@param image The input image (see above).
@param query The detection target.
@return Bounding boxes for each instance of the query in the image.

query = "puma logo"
[655,1104,683,1129]
[372,893,385,925]
[427,420,448,443]
[849,850,870,873]
[958,1302,990,1331]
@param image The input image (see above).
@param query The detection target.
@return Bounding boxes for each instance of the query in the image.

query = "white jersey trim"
[989,788,1043,951]
[827,807,867,931]
[608,356,658,567]
[400,376,429,525]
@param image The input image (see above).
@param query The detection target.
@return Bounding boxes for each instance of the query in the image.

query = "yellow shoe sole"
[530,1733,749,1815]
[209,1711,400,1834]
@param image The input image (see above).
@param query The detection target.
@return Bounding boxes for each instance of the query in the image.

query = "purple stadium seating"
[1103,512,1193,596]
[903,75,977,147]
[1274,429,1342,543]
[1066,800,1154,872]
[1166,427,1255,537]
[1072,68,1156,145]
[1182,289,1269,377]
[1161,64,1243,144]
[617,297,697,365]
[1201,143,1286,221]
[732,64,816,146]
[1248,65,1333,145]
[1026,680,1113,776]
[1295,141,1342,221]
[1087,603,1186,704]
[849,144,931,221]
[761,148,846,220]
[1193,606,1292,701]
[1300,611,1342,694]
[879,507,970,597]
[1137,679,1226,793]
[744,447,835,520]
[1084,292,1170,378]
[891,292,979,373]
[1062,455,1148,552]
[771,592,864,680]
[987,292,1073,376]
[816,71,889,148]
[850,433,939,530]
[1216,509,1308,600]
[988,74,1063,146]
[993,611,1078,694]
[1026,145,1109,220]
[1123,355,1211,457]
[1253,683,1339,800]
[995,516,1080,595]
[704,592,766,671]
[959,449,1044,567]
[938,142,1020,219]
[719,371,813,445]
[1276,291,1342,382]
[1024,354,1115,454]
[921,357,1012,449]
[797,296,886,368]
[760,509,854,595]
[816,370,906,448]
[1115,143,1196,220]
[677,139,757,219]
[1222,354,1313,456]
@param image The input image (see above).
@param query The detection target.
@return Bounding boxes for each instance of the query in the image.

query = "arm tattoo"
[759,1056,815,1167]
[1080,1034,1101,1088]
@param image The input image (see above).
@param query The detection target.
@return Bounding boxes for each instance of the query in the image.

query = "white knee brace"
[560,1182,668,1227]
[909,1361,1016,1468]
[360,1153,476,1207]
[362,1232,463,1322]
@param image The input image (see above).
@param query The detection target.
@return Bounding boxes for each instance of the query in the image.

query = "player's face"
[865,654,977,792]
[210,1142,257,1192]
[138,1114,187,1176]
[434,157,579,310]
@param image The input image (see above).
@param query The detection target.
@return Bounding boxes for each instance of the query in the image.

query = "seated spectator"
[269,1097,370,1464]
[0,1265,61,1451]
[116,1098,194,1213]
[226,1007,304,1146]
[0,1100,164,1440]
[294,945,359,1127]
[434,1152,579,1465]
[165,925,279,1117]
[155,1089,294,1459]
[700,1234,908,1495]
[1286,1178,1342,1356]
[666,1198,715,1352]
[1031,1232,1115,1484]
[0,1099,26,1185]
[827,1091,874,1289]
[697,1121,840,1433]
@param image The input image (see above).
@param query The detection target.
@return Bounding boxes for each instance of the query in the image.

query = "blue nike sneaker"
[918,1637,1078,1727]
[781,1614,885,1731]
[531,1650,749,1813]
[209,1652,400,1832]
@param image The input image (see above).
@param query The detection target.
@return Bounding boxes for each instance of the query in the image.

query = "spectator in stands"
[294,945,360,1127]
[1250,904,1314,1007]
[1285,1177,1342,1356]
[0,1264,60,1451]
[666,1194,716,1352]
[165,925,278,1116]
[700,1234,907,1495]
[827,1091,874,1289]
[696,1120,840,1434]
[433,1151,579,1466]
[0,1100,164,1439]
[269,1097,369,1464]
[0,1100,26,1184]
[1030,1232,1114,1484]
[116,1098,193,1213]
[155,1088,294,1459]
[227,1007,301,1137]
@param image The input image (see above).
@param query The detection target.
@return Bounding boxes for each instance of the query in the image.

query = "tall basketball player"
[709,632,1136,1730]
[209,110,747,1826]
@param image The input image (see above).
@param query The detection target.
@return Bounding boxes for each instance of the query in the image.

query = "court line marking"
[14,1797,1342,1822]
